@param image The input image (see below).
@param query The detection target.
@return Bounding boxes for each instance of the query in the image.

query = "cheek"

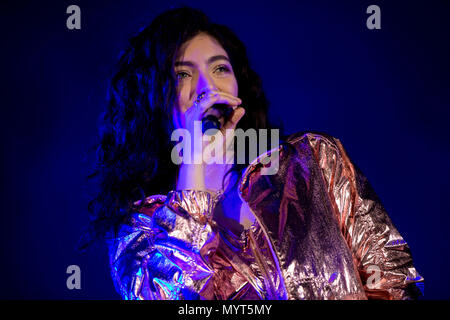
[227,76,239,97]
[181,83,196,112]
[232,79,238,96]
[175,87,190,114]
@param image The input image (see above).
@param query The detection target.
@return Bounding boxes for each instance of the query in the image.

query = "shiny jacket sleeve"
[108,190,220,300]
[312,134,424,299]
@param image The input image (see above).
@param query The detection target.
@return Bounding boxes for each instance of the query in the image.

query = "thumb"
[222,107,245,131]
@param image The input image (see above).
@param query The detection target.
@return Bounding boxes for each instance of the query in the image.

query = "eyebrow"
[174,55,230,67]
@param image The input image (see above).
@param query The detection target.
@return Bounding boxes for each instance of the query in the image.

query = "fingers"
[198,91,241,118]
[186,90,242,120]
[222,106,245,131]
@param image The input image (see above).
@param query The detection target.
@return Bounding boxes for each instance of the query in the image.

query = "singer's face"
[172,32,238,127]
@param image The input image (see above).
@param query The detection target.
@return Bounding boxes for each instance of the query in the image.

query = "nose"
[196,70,217,97]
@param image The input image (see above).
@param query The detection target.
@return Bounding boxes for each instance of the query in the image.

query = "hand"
[184,89,244,136]
[176,89,246,192]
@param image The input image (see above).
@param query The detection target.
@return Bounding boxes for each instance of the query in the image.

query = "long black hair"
[81,6,280,248]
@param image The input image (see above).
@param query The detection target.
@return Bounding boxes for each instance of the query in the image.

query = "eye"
[214,64,231,74]
[176,71,191,80]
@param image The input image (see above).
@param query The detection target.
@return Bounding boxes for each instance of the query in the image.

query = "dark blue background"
[1,0,449,299]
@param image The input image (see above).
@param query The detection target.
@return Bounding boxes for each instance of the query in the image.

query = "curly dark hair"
[81,6,281,248]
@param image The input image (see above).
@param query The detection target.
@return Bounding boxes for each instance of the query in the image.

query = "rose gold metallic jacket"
[108,132,424,300]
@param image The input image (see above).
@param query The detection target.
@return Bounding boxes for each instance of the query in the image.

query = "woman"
[87,7,424,300]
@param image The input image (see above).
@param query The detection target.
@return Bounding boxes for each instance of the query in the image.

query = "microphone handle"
[201,104,234,134]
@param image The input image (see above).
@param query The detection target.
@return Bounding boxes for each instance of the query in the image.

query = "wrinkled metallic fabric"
[108,132,424,300]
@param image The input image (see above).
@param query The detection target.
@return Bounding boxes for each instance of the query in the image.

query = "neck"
[176,162,234,192]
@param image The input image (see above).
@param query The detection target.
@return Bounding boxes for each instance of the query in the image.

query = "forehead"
[177,33,229,61]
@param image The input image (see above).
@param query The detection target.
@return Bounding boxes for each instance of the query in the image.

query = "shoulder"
[239,130,343,183]
[284,130,342,152]
[283,131,355,172]
[241,130,344,171]
[131,194,167,217]
[283,131,356,166]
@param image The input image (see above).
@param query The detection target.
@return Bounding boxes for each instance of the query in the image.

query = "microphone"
[201,103,234,134]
